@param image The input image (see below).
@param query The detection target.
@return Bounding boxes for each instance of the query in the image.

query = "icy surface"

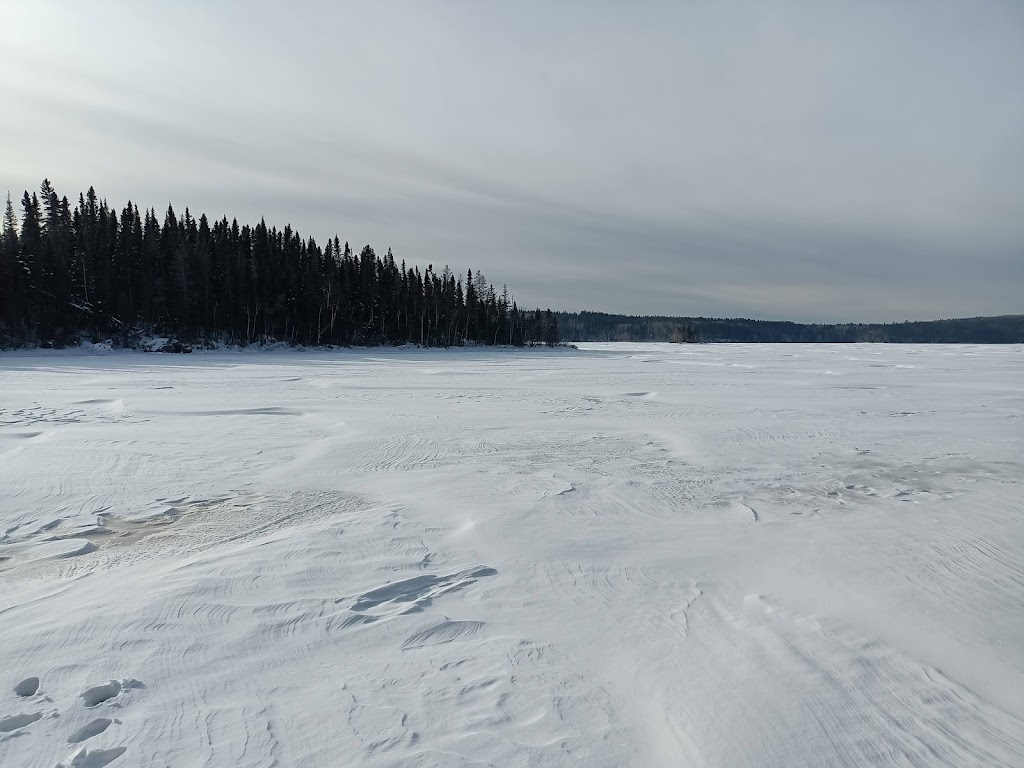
[1,343,1022,767]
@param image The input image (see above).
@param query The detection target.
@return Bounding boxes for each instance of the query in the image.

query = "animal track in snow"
[0,711,43,732]
[80,679,142,707]
[346,566,497,617]
[14,676,39,696]
[81,682,120,708]
[68,718,113,743]
[56,746,127,767]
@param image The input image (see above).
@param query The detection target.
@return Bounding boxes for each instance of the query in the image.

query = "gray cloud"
[2,0,1022,321]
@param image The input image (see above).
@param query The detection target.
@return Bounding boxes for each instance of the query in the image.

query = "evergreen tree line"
[557,311,1024,344]
[0,181,560,349]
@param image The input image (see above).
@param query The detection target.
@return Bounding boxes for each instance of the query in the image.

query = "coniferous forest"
[0,181,560,349]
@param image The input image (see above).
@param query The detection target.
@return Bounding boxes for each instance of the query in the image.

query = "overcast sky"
[2,1,1022,321]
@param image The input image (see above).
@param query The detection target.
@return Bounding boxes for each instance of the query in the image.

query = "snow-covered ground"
[1,343,1022,767]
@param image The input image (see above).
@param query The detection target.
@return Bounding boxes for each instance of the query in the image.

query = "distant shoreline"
[555,312,1024,344]
[2,336,1021,358]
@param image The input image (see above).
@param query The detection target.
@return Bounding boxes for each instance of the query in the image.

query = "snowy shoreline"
[0,339,581,358]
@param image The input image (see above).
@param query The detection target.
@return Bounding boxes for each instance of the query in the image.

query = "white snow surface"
[1,343,1022,767]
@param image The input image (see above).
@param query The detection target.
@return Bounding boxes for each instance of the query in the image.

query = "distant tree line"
[557,311,1024,344]
[0,181,560,349]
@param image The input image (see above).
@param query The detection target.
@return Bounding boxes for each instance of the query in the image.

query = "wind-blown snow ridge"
[0,343,1022,767]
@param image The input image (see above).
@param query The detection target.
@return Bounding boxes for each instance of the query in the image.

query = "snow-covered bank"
[0,339,577,359]
[1,344,1022,767]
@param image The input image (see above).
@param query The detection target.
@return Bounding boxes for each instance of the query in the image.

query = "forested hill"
[0,181,559,349]
[557,311,1024,344]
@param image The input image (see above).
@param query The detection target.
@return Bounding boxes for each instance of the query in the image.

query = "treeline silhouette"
[0,180,559,349]
[558,311,1024,344]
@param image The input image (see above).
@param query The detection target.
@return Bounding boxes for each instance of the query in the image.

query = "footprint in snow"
[56,746,127,767]
[14,676,40,697]
[68,718,114,744]
[80,679,143,708]
[0,711,43,732]
[345,567,497,617]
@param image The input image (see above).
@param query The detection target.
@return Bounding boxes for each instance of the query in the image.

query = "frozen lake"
[1,343,1022,767]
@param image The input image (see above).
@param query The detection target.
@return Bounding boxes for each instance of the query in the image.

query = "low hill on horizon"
[556,311,1024,344]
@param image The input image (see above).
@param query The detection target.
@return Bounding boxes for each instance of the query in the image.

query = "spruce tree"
[0,194,20,341]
